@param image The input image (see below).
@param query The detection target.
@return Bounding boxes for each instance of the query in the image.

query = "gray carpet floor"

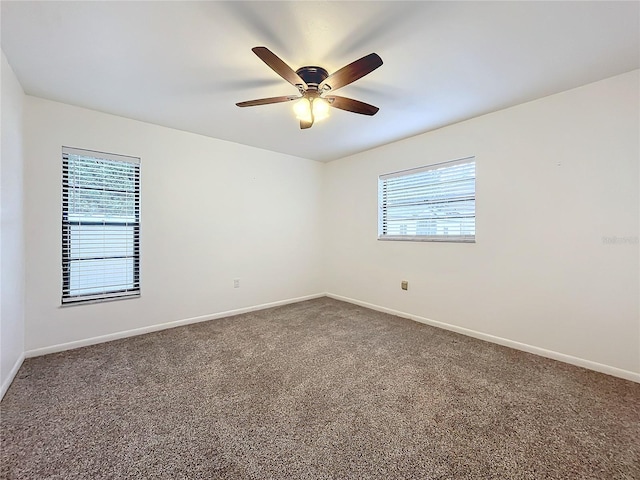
[1,297,639,479]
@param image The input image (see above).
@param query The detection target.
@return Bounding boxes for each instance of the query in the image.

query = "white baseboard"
[21,291,640,384]
[25,293,325,359]
[1,352,25,401]
[327,293,640,384]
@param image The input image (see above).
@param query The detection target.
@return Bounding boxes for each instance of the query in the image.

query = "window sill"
[378,236,475,243]
[61,293,140,307]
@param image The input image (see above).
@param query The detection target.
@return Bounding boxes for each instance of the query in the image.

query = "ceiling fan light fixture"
[312,98,330,121]
[293,98,330,123]
[294,98,312,122]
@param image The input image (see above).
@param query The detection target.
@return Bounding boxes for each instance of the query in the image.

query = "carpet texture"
[1,298,639,479]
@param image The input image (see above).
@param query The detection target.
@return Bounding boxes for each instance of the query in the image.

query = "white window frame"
[378,157,476,243]
[62,146,141,305]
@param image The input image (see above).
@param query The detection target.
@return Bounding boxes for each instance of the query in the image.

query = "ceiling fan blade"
[319,53,383,92]
[326,96,379,115]
[300,119,313,129]
[252,47,308,90]
[236,95,299,107]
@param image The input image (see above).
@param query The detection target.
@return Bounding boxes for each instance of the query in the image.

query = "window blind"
[378,157,475,242]
[62,147,140,304]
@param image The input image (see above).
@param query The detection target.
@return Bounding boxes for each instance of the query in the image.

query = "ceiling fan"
[236,47,383,129]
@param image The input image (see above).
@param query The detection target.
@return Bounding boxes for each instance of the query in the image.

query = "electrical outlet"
[233,279,240,288]
[401,280,408,290]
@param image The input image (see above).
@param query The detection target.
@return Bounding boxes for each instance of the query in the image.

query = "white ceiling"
[2,1,639,162]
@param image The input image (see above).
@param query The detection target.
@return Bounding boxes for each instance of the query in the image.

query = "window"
[378,157,475,242]
[62,147,140,304]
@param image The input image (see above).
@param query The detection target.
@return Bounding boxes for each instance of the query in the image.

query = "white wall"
[1,50,26,397]
[323,70,640,378]
[12,69,640,383]
[23,97,324,352]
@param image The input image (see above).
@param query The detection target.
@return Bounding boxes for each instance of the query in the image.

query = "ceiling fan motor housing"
[296,66,329,90]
